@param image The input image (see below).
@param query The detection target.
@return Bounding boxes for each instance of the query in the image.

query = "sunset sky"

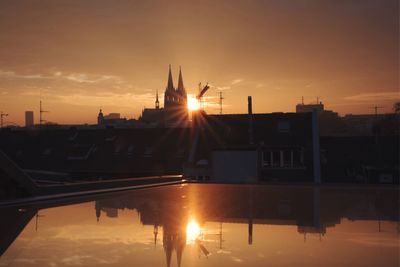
[0,0,398,125]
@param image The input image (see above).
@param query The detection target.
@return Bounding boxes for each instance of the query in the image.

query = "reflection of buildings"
[162,216,186,267]
[0,185,398,267]
[92,185,399,266]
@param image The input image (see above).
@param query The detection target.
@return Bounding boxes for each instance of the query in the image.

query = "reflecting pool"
[0,184,399,267]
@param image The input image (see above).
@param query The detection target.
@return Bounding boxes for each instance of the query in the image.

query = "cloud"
[231,79,243,85]
[231,256,243,262]
[57,92,155,108]
[344,91,399,101]
[215,86,231,91]
[0,69,125,85]
[64,73,124,84]
[256,83,265,88]
[208,78,243,92]
[0,70,48,80]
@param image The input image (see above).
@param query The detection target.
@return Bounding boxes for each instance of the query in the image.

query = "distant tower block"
[25,111,34,127]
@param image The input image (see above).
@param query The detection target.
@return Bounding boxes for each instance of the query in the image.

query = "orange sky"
[0,0,398,125]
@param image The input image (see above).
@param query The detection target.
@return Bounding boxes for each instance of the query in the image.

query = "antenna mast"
[369,105,384,120]
[39,99,49,126]
[218,91,224,115]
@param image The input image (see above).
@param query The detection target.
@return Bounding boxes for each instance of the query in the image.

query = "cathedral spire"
[155,90,160,109]
[177,66,185,93]
[167,64,174,91]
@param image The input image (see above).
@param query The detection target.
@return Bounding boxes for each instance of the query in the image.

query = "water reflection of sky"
[0,184,399,267]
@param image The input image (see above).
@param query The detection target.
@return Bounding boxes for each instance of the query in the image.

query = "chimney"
[248,96,253,145]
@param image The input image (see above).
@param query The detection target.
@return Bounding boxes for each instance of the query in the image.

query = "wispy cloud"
[210,78,244,92]
[64,73,123,84]
[0,70,48,80]
[344,91,399,101]
[0,70,124,85]
[231,79,243,85]
[214,85,231,91]
[57,92,155,108]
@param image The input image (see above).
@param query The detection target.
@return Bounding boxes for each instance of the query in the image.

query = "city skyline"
[0,0,398,125]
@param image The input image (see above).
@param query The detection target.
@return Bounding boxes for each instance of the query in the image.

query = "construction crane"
[197,82,210,109]
[0,112,8,128]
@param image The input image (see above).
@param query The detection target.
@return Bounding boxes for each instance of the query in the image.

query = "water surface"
[0,184,398,267]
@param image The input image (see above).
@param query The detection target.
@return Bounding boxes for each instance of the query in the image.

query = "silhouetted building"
[296,100,349,136]
[164,65,188,125]
[296,101,324,114]
[104,113,120,120]
[140,65,188,126]
[140,91,164,125]
[186,111,321,183]
[25,111,34,127]
[97,110,129,126]
[97,109,104,125]
[342,113,399,136]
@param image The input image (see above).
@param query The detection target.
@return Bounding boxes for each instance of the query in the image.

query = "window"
[127,144,135,156]
[262,148,305,169]
[278,121,290,133]
[144,147,153,158]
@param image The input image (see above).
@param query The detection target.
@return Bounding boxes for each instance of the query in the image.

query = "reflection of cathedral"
[92,185,399,267]
[3,186,398,267]
[163,221,186,267]
[140,65,188,126]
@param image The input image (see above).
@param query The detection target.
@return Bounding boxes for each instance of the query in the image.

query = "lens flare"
[187,95,200,111]
[186,219,201,243]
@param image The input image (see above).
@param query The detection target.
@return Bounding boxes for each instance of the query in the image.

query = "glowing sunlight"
[187,94,200,111]
[186,219,201,244]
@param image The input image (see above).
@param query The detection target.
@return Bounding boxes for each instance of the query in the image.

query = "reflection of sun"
[186,219,201,244]
[187,94,200,111]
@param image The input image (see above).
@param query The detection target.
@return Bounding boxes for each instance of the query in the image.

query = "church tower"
[155,90,160,109]
[97,109,104,125]
[163,65,188,125]
[164,65,175,109]
[176,66,187,107]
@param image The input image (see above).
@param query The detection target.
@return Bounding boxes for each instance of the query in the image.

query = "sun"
[187,94,200,111]
[186,219,201,243]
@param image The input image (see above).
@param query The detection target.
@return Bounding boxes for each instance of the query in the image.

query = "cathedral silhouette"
[140,65,189,126]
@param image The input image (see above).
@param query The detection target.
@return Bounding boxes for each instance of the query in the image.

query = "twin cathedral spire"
[162,65,187,109]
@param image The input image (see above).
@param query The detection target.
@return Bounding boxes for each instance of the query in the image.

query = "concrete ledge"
[0,178,186,208]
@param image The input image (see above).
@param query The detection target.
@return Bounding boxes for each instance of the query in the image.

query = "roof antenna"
[219,91,224,115]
